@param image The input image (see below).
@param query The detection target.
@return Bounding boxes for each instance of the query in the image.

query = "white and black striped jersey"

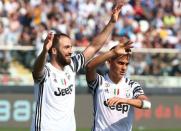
[31,53,85,131]
[88,73,144,131]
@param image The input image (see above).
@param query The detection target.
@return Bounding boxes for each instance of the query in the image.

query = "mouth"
[66,55,71,59]
[120,72,125,75]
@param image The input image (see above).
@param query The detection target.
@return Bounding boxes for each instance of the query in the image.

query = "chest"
[49,69,74,86]
[45,69,76,97]
[99,81,133,99]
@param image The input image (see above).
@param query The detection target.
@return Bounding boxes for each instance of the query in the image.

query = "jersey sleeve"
[87,73,103,94]
[32,66,49,84]
[132,82,145,98]
[70,53,85,72]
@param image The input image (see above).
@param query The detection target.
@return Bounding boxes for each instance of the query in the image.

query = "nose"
[122,64,127,70]
[68,47,72,55]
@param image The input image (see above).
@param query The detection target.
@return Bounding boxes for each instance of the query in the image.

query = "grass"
[0,128,181,131]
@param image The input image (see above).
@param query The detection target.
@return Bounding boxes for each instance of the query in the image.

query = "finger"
[124,41,133,47]
[117,4,123,10]
[125,44,133,49]
[113,97,120,103]
[47,33,54,41]
[112,8,116,14]
[112,98,121,105]
[113,3,123,13]
[116,2,124,10]
[107,97,116,105]
[108,97,120,106]
[115,101,121,105]
[107,99,114,106]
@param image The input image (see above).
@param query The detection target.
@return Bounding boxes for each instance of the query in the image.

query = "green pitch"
[0,128,181,131]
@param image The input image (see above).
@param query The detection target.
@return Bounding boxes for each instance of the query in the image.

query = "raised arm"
[86,40,132,82]
[32,33,54,79]
[83,2,124,63]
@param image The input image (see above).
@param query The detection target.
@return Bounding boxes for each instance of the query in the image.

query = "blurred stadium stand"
[0,0,181,129]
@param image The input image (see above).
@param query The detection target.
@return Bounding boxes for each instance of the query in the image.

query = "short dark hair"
[48,33,70,54]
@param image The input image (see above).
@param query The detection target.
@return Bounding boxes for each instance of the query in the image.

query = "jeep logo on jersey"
[54,84,73,96]
[103,100,129,113]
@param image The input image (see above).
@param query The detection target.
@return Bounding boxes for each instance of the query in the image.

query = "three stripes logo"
[114,88,120,96]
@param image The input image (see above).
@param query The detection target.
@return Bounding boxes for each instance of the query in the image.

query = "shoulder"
[124,77,141,88]
[70,52,85,72]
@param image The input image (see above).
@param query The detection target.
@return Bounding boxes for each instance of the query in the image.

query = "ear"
[107,59,111,64]
[105,61,110,69]
[51,47,57,55]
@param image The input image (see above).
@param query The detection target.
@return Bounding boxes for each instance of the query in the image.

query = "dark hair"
[48,33,70,54]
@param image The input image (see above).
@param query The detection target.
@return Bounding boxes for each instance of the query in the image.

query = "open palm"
[111,1,124,22]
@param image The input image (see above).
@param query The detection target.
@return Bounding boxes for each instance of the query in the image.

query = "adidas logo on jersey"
[54,84,73,96]
[104,100,129,113]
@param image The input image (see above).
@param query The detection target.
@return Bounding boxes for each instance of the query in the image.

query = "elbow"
[86,63,92,72]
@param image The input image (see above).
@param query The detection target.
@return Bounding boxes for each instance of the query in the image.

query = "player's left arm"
[82,3,124,63]
[107,95,151,109]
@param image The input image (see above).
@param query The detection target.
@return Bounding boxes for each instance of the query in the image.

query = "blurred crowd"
[0,0,181,76]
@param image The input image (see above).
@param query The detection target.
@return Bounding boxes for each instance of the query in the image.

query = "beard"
[56,50,71,66]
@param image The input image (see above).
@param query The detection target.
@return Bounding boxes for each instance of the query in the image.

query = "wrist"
[109,50,118,59]
[109,18,116,24]
[124,99,128,104]
[42,48,49,55]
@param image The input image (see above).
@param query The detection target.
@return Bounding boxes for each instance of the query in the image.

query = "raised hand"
[43,33,54,52]
[111,0,124,22]
[113,38,133,56]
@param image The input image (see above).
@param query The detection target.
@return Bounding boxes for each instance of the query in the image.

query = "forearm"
[33,49,48,77]
[91,21,115,50]
[126,99,151,109]
[126,99,142,109]
[86,50,116,82]
[86,50,115,70]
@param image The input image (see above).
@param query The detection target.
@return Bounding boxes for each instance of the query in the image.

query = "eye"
[118,62,124,65]
[65,45,71,49]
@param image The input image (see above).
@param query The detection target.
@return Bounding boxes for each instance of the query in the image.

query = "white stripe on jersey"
[88,73,144,131]
[31,53,85,131]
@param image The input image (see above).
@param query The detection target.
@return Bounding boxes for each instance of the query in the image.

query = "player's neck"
[50,60,65,70]
[108,72,123,84]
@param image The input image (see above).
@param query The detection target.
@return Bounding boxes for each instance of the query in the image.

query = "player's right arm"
[86,40,132,82]
[32,33,54,80]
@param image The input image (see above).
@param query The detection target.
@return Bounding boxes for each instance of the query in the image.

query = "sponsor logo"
[104,100,129,113]
[54,84,73,96]
[105,83,110,87]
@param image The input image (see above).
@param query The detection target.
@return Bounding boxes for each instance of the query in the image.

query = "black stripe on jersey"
[133,86,142,95]
[92,84,98,131]
[125,78,136,88]
[88,75,99,88]
[35,78,45,131]
[80,53,85,68]
[71,53,85,72]
[45,65,50,77]
[69,64,74,72]
[99,75,103,86]
[128,79,135,88]
[125,78,128,83]
[134,93,144,98]
[76,53,85,71]
[71,56,78,72]
[88,79,98,89]
[88,74,101,92]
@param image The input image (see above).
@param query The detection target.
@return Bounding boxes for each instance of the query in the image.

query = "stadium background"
[0,0,181,131]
